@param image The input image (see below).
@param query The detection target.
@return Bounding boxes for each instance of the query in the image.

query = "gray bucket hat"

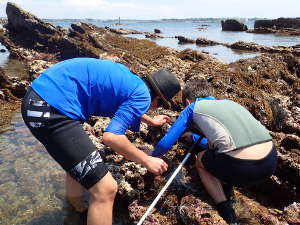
[145,68,181,108]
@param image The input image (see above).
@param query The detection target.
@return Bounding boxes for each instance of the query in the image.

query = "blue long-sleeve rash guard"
[152,98,212,157]
[31,58,150,135]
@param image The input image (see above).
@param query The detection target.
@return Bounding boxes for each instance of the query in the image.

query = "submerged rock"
[145,33,163,39]
[176,36,195,44]
[196,37,219,46]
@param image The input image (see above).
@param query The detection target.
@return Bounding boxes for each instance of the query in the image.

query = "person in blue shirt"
[21,58,181,225]
[152,78,277,224]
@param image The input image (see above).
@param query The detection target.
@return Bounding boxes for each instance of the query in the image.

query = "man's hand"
[151,115,171,127]
[182,132,193,142]
[103,132,167,175]
[143,156,168,175]
[141,114,170,127]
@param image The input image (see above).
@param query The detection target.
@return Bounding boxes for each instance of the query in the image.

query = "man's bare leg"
[66,173,87,212]
[195,151,226,204]
[66,173,86,212]
[87,172,118,225]
[195,151,237,224]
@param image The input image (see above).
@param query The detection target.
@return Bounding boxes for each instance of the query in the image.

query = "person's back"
[22,58,182,225]
[192,98,272,153]
[31,58,150,121]
[152,77,277,224]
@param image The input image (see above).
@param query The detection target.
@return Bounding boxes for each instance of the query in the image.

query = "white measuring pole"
[137,139,201,225]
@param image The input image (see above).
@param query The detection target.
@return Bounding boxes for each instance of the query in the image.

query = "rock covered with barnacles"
[179,195,226,225]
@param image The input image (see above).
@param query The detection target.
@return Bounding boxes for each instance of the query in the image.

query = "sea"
[50,18,300,63]
[1,18,300,66]
[0,18,300,225]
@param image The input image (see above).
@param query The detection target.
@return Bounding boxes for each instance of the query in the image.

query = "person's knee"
[195,151,206,169]
[89,172,118,203]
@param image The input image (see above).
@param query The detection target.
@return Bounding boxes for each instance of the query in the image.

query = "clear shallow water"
[0,112,67,225]
[0,111,127,225]
[49,19,300,63]
[0,43,28,78]
[0,43,9,65]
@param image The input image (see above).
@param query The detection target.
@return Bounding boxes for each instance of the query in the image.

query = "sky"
[0,0,299,20]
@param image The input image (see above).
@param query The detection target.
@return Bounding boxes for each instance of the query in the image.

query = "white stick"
[136,151,192,225]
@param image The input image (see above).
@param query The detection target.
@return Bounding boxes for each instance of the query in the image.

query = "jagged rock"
[154,28,161,33]
[249,18,300,36]
[247,27,277,34]
[119,162,147,191]
[105,27,142,35]
[255,18,300,29]
[234,192,287,225]
[248,27,300,36]
[177,49,208,62]
[179,195,226,225]
[281,134,300,150]
[10,80,29,97]
[6,2,57,34]
[230,41,266,51]
[0,67,11,88]
[128,200,163,225]
[28,60,54,79]
[282,202,300,225]
[221,19,248,31]
[145,33,163,39]
[196,37,219,46]
[285,54,300,78]
[176,36,195,44]
[71,23,86,34]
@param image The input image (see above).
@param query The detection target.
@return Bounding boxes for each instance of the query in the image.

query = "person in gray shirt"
[152,78,277,224]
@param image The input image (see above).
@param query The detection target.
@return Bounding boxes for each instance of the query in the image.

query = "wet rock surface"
[196,37,219,46]
[176,36,196,44]
[145,33,163,39]
[0,2,299,225]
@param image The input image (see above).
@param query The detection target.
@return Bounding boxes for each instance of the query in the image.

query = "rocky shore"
[220,18,300,36]
[0,2,299,225]
[176,36,300,57]
[248,18,300,36]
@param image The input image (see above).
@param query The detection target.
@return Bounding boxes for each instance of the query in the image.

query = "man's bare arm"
[102,132,168,174]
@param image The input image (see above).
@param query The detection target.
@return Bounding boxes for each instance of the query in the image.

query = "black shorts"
[201,145,277,187]
[21,87,109,189]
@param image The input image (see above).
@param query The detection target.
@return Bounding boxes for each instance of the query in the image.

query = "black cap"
[145,68,181,108]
